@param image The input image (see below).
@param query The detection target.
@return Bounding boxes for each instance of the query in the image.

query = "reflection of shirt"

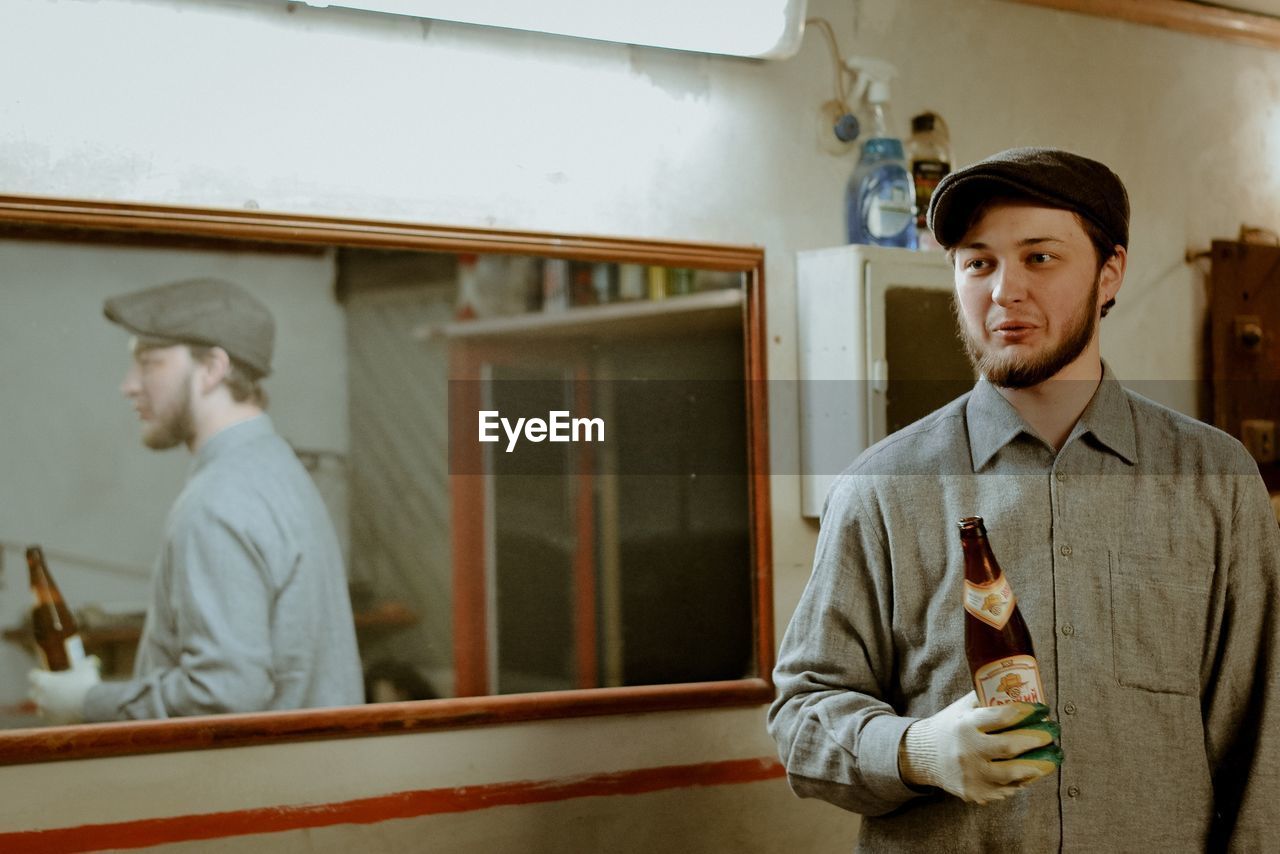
[85,415,362,720]
[769,366,1280,851]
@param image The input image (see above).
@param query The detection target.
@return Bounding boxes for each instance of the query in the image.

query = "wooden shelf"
[434,289,744,342]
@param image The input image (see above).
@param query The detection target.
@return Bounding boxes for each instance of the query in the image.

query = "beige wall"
[2,0,1278,849]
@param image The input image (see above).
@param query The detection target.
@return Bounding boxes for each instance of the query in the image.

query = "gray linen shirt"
[769,368,1280,852]
[85,415,363,720]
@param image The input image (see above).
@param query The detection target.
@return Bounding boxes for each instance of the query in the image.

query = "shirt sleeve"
[767,475,923,816]
[1204,472,1280,851]
[84,502,275,721]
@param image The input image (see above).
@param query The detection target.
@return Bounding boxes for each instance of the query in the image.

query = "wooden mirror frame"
[0,194,773,765]
[1007,0,1280,51]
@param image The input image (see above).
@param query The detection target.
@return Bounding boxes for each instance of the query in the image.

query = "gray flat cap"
[104,278,275,376]
[927,147,1129,250]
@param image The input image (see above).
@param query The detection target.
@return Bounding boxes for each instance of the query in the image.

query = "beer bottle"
[959,517,1044,706]
[26,546,87,672]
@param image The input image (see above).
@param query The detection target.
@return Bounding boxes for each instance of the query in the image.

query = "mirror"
[0,196,771,761]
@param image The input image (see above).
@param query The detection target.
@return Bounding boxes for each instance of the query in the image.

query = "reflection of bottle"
[667,269,694,297]
[647,266,669,301]
[618,264,645,301]
[959,518,1044,707]
[591,264,615,304]
[570,262,597,307]
[454,253,480,320]
[27,546,86,672]
[908,112,952,252]
[542,259,570,312]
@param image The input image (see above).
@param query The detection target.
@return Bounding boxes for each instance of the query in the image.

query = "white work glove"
[28,656,101,725]
[898,690,1062,805]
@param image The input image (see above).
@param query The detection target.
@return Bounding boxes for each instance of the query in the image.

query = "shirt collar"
[192,413,273,472]
[965,377,1028,471]
[965,362,1136,471]
[1071,362,1137,465]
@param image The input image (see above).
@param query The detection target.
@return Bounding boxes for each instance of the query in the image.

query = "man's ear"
[1099,245,1126,309]
[196,347,232,394]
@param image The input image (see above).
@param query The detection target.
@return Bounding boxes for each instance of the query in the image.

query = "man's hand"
[28,656,101,725]
[898,690,1063,805]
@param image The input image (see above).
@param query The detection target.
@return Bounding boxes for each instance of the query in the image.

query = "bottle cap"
[912,112,937,133]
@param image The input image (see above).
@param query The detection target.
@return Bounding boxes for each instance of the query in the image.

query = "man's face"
[952,202,1119,389]
[120,341,198,450]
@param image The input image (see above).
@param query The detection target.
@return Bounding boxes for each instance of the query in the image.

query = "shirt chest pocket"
[1109,551,1210,696]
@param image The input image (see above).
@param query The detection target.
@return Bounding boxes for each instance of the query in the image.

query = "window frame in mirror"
[0,193,774,766]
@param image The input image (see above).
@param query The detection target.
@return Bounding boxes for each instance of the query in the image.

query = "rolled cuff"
[859,713,924,807]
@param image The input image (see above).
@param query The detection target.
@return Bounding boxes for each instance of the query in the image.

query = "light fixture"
[302,0,808,59]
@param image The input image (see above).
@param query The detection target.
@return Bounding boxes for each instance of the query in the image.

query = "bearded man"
[29,278,362,722]
[769,149,1280,851]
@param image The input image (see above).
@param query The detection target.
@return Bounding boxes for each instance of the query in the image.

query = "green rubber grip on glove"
[995,703,1051,730]
[1002,718,1061,742]
[1012,742,1065,772]
[997,714,1065,771]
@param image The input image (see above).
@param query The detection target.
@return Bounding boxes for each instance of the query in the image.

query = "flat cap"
[104,278,275,376]
[927,147,1129,251]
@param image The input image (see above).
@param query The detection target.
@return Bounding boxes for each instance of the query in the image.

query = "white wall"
[2,0,1278,849]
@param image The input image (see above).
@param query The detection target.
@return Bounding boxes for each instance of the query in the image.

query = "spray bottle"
[843,57,917,249]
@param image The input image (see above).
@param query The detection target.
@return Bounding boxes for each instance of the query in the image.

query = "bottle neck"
[959,530,1003,585]
[866,101,892,140]
[27,548,63,606]
[861,137,905,160]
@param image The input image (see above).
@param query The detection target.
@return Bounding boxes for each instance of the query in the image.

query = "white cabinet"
[797,245,972,518]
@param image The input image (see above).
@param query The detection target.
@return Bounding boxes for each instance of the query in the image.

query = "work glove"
[898,690,1063,805]
[28,655,101,725]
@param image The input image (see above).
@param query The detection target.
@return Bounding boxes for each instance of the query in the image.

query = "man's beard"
[956,273,1100,390]
[143,377,197,451]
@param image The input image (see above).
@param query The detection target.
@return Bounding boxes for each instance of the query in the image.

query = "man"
[769,148,1279,850]
[29,278,363,721]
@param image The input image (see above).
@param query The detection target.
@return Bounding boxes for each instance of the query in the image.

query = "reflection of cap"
[927,147,1129,251]
[103,278,275,376]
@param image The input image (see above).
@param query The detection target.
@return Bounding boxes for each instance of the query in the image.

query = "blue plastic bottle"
[845,80,917,249]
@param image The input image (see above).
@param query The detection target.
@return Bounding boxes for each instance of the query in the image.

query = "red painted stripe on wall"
[2,756,785,853]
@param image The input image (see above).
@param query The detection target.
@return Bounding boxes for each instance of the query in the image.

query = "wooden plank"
[0,680,775,766]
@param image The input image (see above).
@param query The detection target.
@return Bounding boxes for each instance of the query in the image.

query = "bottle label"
[963,576,1016,630]
[974,654,1044,706]
[912,159,950,228]
[866,169,915,239]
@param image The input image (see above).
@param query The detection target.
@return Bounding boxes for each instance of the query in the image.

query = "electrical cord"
[805,17,857,121]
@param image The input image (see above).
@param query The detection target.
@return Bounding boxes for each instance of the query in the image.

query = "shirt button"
[1060,545,1073,557]
[1064,702,1077,715]
[1067,785,1081,798]
[1055,472,1066,482]
[1061,623,1075,637]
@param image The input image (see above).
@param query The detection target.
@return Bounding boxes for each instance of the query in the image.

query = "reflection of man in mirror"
[28,278,363,722]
